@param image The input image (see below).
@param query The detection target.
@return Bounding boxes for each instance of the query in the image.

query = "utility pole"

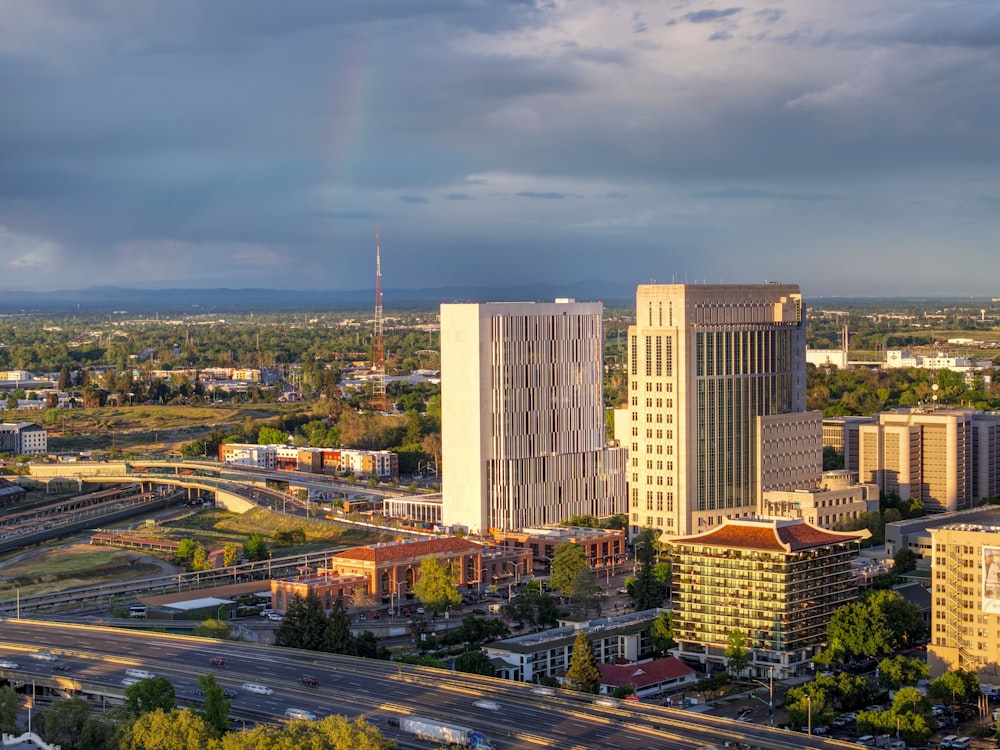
[372,225,388,413]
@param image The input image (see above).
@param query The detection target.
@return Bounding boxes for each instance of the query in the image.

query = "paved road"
[0,618,864,750]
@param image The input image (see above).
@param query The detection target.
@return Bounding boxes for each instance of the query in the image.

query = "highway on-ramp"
[0,619,860,750]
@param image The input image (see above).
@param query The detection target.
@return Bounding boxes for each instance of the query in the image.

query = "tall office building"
[627,283,806,538]
[858,408,974,513]
[441,300,627,533]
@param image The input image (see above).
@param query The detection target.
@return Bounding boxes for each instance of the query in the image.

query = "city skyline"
[1,1,997,296]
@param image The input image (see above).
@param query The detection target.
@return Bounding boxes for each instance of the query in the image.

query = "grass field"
[46,403,308,454]
[0,546,169,598]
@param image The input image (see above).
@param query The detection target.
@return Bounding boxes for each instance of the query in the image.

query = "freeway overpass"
[0,618,861,750]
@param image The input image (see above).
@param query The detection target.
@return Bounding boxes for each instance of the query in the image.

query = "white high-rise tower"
[441,299,627,533]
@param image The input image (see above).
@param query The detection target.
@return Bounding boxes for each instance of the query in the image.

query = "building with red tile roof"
[668,517,869,679]
[329,537,531,605]
[594,657,697,698]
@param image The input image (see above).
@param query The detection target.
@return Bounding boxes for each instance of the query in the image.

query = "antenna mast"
[373,225,388,413]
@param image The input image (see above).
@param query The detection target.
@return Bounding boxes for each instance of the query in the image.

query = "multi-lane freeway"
[0,619,860,750]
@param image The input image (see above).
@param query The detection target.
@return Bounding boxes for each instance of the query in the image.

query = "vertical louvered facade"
[441,300,626,533]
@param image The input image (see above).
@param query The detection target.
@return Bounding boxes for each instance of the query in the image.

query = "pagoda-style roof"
[666,517,870,553]
[333,536,484,564]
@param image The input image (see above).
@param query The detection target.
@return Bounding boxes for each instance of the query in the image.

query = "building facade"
[627,283,807,538]
[482,609,660,682]
[927,522,1000,685]
[761,470,879,530]
[859,408,974,513]
[441,300,626,533]
[0,423,47,455]
[669,518,869,678]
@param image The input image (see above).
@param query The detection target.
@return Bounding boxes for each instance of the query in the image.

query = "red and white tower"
[372,226,388,413]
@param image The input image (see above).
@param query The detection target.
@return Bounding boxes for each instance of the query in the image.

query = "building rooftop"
[596,657,696,689]
[333,536,483,564]
[668,517,870,553]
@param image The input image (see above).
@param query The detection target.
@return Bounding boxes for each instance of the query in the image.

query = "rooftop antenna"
[372,225,388,413]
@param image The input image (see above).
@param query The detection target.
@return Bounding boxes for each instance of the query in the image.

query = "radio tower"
[372,226,388,413]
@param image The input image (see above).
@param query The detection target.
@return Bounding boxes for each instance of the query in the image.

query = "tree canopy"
[549,543,589,599]
[565,631,601,694]
[412,556,461,614]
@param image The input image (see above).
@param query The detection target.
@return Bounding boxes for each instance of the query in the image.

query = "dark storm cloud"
[682,8,743,24]
[0,0,997,296]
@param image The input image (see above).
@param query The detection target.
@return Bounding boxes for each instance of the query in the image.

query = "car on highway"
[473,700,501,711]
[530,687,555,696]
[299,676,319,687]
[209,657,228,666]
[31,650,57,662]
[267,612,282,622]
[593,697,619,708]
[242,682,273,695]
[284,708,317,721]
[51,663,71,672]
[0,660,19,669]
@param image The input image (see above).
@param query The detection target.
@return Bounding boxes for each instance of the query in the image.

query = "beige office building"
[441,300,626,533]
[627,283,806,538]
[859,408,974,513]
[928,522,1000,685]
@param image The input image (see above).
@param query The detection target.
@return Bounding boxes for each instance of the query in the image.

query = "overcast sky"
[1,0,997,297]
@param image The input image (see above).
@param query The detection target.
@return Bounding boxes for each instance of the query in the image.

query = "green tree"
[0,685,20,735]
[121,708,214,750]
[322,600,353,654]
[826,590,924,660]
[784,685,835,731]
[571,565,604,616]
[59,364,71,390]
[257,426,286,445]
[243,532,268,561]
[549,543,588,598]
[725,630,751,677]
[275,591,327,651]
[222,543,240,567]
[175,538,196,561]
[565,631,601,694]
[454,649,496,676]
[412,556,461,614]
[124,676,176,717]
[79,713,120,750]
[196,674,230,737]
[40,696,92,750]
[649,611,676,654]
[190,543,210,572]
[877,655,929,690]
[192,619,231,639]
[632,529,666,610]
[929,669,980,705]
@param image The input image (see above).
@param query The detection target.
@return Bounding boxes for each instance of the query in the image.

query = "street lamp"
[391,581,406,619]
[506,561,523,602]
[749,664,775,726]
[632,541,646,577]
[806,694,812,736]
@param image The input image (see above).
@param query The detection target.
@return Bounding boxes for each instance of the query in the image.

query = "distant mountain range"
[0,281,639,314]
[1,284,990,315]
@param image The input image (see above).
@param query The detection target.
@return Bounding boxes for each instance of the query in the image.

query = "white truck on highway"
[388,716,495,749]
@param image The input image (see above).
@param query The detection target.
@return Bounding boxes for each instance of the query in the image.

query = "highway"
[0,619,861,750]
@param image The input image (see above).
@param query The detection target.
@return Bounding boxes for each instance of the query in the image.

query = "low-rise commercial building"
[482,609,661,682]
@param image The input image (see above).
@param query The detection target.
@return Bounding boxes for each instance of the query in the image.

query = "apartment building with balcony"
[668,517,869,679]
